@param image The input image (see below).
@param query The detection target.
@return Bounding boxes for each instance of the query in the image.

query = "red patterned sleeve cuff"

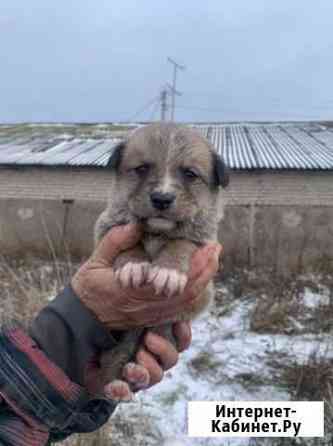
[0,324,116,445]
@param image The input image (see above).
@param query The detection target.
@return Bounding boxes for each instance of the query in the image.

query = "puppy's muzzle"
[150,191,176,211]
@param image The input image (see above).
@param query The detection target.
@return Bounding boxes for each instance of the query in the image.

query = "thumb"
[188,243,222,281]
[93,223,143,265]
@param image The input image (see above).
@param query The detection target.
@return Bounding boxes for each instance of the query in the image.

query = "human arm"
[0,225,220,444]
[0,293,192,446]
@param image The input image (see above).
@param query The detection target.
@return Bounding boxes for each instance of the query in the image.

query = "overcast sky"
[1,0,333,122]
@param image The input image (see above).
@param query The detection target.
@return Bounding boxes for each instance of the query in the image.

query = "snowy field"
[1,258,332,445]
[110,276,333,446]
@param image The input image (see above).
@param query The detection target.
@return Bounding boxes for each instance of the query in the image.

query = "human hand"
[86,321,192,396]
[108,238,220,398]
[119,321,192,393]
[71,224,221,331]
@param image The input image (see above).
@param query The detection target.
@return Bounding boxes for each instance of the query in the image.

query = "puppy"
[94,122,229,399]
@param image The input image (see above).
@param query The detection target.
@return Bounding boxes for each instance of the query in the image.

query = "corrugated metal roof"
[0,131,122,167]
[0,123,333,170]
[197,124,333,170]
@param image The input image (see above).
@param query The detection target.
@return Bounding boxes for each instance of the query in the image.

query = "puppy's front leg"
[113,244,150,288]
[148,240,197,297]
[145,240,197,351]
[100,245,150,401]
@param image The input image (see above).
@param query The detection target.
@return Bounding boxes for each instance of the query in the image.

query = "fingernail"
[184,322,192,340]
[123,224,134,233]
[214,244,222,260]
[146,333,159,351]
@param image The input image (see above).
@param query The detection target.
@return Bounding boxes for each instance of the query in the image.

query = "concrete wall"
[0,167,332,273]
[0,198,103,258]
[220,205,333,274]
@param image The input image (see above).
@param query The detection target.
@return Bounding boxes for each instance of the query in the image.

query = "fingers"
[104,380,133,401]
[185,244,222,299]
[144,332,179,370]
[122,362,150,390]
[136,348,163,387]
[122,327,190,393]
[135,331,180,387]
[146,244,221,322]
[172,321,192,352]
[93,223,143,265]
[107,243,221,328]
[188,243,222,282]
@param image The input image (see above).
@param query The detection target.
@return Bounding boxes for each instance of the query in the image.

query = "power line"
[150,99,160,121]
[127,95,160,122]
[167,57,186,121]
[176,105,231,113]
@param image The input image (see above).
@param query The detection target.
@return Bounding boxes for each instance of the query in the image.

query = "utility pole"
[160,88,168,121]
[167,57,185,121]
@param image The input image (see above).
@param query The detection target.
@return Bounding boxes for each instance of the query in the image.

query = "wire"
[176,105,232,113]
[126,93,333,123]
[127,95,161,122]
[150,99,160,122]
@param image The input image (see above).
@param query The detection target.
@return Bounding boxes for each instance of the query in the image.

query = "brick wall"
[0,167,332,206]
[0,167,332,273]
[225,170,333,207]
[0,167,111,201]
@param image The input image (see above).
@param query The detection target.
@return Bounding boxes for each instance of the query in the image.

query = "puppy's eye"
[181,167,199,180]
[133,164,150,175]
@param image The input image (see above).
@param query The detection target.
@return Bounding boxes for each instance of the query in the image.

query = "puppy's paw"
[115,262,150,288]
[103,379,134,402]
[122,362,150,390]
[147,267,187,297]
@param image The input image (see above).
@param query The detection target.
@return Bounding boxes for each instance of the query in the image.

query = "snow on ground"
[1,258,330,445]
[302,287,330,309]
[110,280,333,446]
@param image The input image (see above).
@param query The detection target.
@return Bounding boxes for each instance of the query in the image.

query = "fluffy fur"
[94,123,229,399]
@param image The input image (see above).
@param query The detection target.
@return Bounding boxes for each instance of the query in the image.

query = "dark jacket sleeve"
[0,286,120,445]
[30,285,119,386]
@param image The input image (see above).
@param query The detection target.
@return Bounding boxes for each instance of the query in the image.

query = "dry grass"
[250,289,333,336]
[0,255,75,323]
[2,257,333,445]
[267,350,333,445]
[278,352,333,401]
[242,271,333,336]
[0,255,113,445]
[189,351,221,375]
[250,296,300,335]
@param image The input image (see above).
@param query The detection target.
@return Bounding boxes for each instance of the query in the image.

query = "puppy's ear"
[107,141,125,169]
[212,151,229,188]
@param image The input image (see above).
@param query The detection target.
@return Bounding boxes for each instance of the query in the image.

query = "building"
[0,123,332,274]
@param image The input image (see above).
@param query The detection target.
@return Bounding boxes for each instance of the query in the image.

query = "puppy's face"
[108,123,228,233]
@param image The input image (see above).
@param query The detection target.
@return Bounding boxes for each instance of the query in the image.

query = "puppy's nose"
[150,191,175,210]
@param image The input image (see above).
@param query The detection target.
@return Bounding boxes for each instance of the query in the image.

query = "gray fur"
[94,123,228,393]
